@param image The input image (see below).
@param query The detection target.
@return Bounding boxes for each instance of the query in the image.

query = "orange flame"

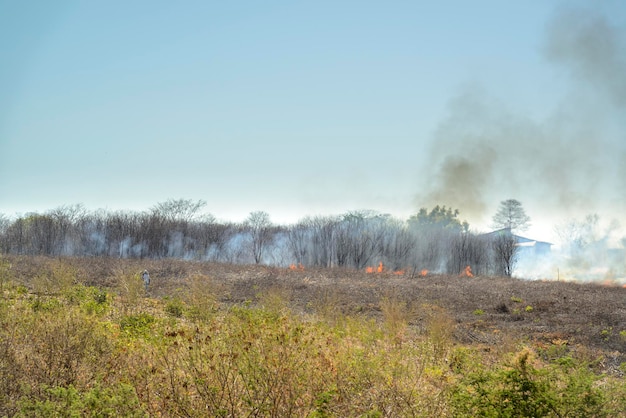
[461,265,473,277]
[289,263,304,271]
[420,269,428,277]
[393,270,405,275]
[365,262,384,274]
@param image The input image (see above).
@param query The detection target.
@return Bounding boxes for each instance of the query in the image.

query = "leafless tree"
[334,211,385,269]
[307,216,338,268]
[48,204,85,255]
[378,218,415,271]
[244,211,275,264]
[0,214,10,254]
[491,232,519,277]
[152,198,207,223]
[287,221,310,265]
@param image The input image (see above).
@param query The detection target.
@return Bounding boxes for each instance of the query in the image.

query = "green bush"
[17,384,147,417]
[119,313,156,338]
[164,297,184,318]
[451,348,610,417]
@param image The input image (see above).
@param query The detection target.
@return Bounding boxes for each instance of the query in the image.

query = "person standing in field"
[141,270,150,291]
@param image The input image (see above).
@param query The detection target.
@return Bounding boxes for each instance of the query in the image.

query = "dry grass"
[5,255,626,370]
[2,255,626,416]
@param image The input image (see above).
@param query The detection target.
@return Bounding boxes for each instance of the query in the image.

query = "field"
[1,255,625,416]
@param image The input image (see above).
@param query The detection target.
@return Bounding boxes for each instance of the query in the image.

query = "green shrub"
[17,384,147,417]
[119,313,155,338]
[451,348,609,417]
[30,297,63,312]
[164,297,184,318]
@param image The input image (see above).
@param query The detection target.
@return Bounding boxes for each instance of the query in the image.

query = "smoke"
[417,4,626,238]
[544,5,626,108]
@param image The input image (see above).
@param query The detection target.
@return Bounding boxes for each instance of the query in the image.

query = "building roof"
[482,228,553,247]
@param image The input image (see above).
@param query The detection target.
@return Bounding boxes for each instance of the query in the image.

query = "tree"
[491,232,518,277]
[306,215,338,268]
[408,205,469,272]
[408,205,469,232]
[492,199,531,232]
[287,222,310,265]
[245,211,275,264]
[0,214,10,254]
[554,214,599,252]
[335,211,384,269]
[152,198,207,223]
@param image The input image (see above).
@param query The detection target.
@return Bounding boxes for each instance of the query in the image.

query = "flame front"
[366,262,385,274]
[461,265,473,277]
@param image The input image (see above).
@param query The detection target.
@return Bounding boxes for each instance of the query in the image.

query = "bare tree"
[0,214,10,254]
[335,211,383,269]
[308,216,338,268]
[245,211,275,264]
[287,221,310,265]
[48,204,85,255]
[378,218,415,271]
[446,231,490,275]
[492,199,531,232]
[491,232,519,277]
[152,198,207,223]
[555,214,599,252]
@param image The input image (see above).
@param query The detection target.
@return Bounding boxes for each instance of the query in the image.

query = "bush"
[119,313,156,338]
[451,348,610,417]
[17,384,147,417]
[164,297,184,318]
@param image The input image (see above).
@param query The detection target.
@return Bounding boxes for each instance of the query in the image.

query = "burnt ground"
[6,256,626,371]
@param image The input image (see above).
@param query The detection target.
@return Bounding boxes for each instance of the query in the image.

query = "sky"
[1,0,625,244]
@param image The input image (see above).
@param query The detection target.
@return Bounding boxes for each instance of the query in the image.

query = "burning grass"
[1,255,625,416]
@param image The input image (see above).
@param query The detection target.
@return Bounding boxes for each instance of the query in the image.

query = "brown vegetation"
[7,255,626,363]
[2,255,625,416]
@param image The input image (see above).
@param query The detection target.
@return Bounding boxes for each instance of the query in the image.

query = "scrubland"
[1,255,625,417]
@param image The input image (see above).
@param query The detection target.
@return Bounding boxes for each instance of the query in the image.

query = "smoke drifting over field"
[418,4,626,238]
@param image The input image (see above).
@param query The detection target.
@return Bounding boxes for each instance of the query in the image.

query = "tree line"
[0,199,528,276]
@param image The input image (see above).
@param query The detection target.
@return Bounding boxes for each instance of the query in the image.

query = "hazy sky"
[1,1,625,242]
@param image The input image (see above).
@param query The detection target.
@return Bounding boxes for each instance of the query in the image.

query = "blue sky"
[1,1,625,242]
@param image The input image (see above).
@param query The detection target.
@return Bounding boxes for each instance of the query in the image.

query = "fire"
[420,269,428,277]
[393,270,405,275]
[461,265,473,277]
[365,262,385,274]
[289,263,304,271]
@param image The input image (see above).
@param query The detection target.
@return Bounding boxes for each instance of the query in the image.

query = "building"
[482,228,552,258]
